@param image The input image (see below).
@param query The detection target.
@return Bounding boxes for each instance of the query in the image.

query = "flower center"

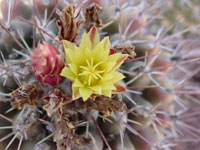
[78,58,104,86]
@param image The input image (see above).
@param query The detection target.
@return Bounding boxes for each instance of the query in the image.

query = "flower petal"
[101,61,116,73]
[102,36,110,51]
[110,72,125,82]
[80,32,92,50]
[90,85,102,94]
[92,37,110,62]
[113,81,126,93]
[84,47,92,60]
[108,53,128,72]
[63,40,76,50]
[65,48,75,63]
[68,63,78,75]
[102,90,112,98]
[101,74,113,81]
[74,46,85,66]
[100,72,124,83]
[100,82,116,90]
[73,79,84,87]
[89,26,100,48]
[108,53,121,62]
[79,87,93,101]
[72,86,81,100]
[60,67,76,80]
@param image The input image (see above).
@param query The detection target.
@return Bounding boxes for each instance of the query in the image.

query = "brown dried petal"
[87,96,127,118]
[75,136,92,146]
[43,89,72,117]
[54,119,91,150]
[56,6,80,42]
[112,45,136,60]
[65,96,127,118]
[83,3,103,32]
[10,83,40,109]
[54,119,75,150]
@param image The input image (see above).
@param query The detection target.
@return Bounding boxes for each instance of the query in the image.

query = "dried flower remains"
[56,6,81,42]
[43,89,72,117]
[83,3,103,32]
[10,83,40,109]
[54,119,91,150]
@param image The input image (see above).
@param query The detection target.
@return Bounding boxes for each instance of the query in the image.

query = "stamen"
[88,75,92,86]
[93,61,103,70]
[91,73,98,79]
[79,59,105,85]
[91,57,94,67]
[96,70,105,74]
[95,73,103,79]
[86,59,91,68]
[80,66,89,70]
[79,71,90,76]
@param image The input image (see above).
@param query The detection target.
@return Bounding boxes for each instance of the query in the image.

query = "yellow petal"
[60,67,76,80]
[92,44,109,63]
[102,90,112,98]
[100,72,124,83]
[101,61,116,73]
[80,32,92,50]
[68,64,78,75]
[92,40,103,56]
[100,82,116,90]
[108,53,120,61]
[65,48,75,63]
[74,46,84,66]
[90,85,102,94]
[84,47,92,60]
[72,86,81,100]
[108,53,128,73]
[79,87,93,101]
[101,74,113,81]
[89,26,100,48]
[73,79,84,87]
[63,40,76,50]
[102,36,110,51]
[110,72,125,83]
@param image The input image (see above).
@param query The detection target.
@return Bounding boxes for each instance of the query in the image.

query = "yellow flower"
[60,26,128,101]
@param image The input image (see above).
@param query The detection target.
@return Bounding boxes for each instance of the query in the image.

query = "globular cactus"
[0,0,200,150]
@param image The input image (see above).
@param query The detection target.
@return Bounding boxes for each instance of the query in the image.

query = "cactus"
[0,0,200,150]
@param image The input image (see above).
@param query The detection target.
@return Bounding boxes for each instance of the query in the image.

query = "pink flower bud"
[32,42,64,86]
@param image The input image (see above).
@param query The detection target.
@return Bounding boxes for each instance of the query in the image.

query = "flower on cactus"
[60,26,128,101]
[32,42,64,86]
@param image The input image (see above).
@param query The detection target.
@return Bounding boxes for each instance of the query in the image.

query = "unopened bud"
[32,42,64,86]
